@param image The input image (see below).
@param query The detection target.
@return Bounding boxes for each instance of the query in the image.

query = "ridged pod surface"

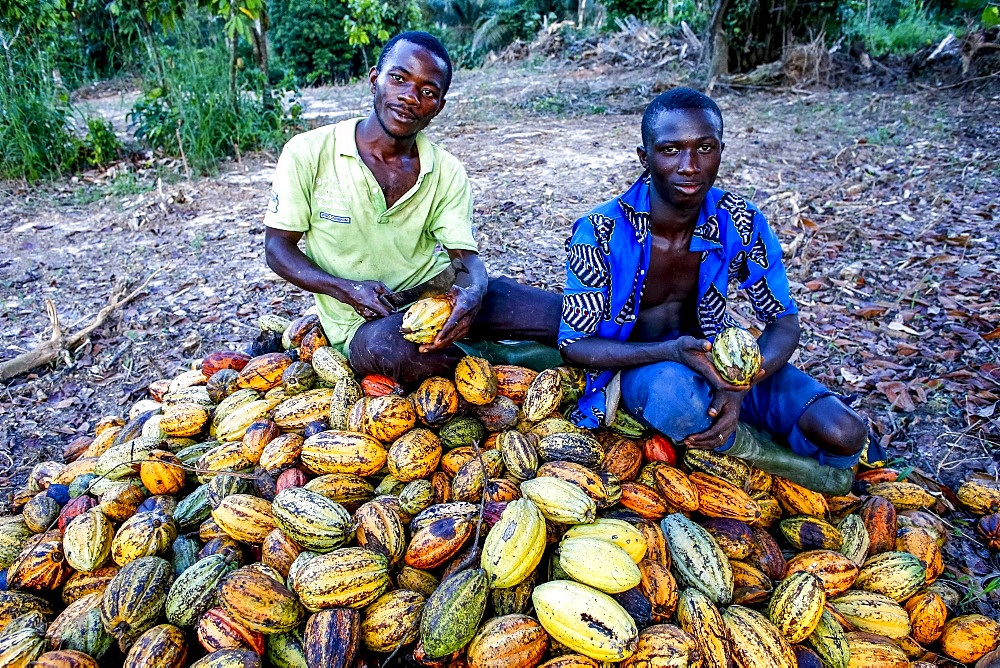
[493,365,538,403]
[300,431,387,477]
[563,519,647,563]
[196,606,265,654]
[837,514,870,566]
[236,353,292,392]
[218,567,304,635]
[520,477,596,525]
[859,496,897,555]
[618,483,669,520]
[45,592,114,659]
[804,609,850,668]
[854,551,925,601]
[8,531,73,592]
[660,513,733,606]
[99,556,174,651]
[467,614,549,668]
[866,482,936,511]
[537,433,604,468]
[110,511,177,566]
[904,592,947,644]
[400,297,452,344]
[498,431,539,482]
[124,623,189,668]
[189,648,262,667]
[271,487,353,553]
[938,614,1000,664]
[522,369,563,422]
[710,327,761,386]
[683,448,751,489]
[621,624,699,668]
[532,580,638,662]
[0,626,46,667]
[652,467,699,512]
[828,591,911,639]
[772,476,829,517]
[360,589,425,652]
[290,547,390,611]
[455,357,499,405]
[766,571,826,642]
[559,538,642,593]
[165,553,237,628]
[419,568,490,659]
[354,499,406,566]
[271,389,334,430]
[722,604,796,668]
[701,518,755,561]
[637,560,678,622]
[404,516,473,569]
[388,428,442,482]
[784,550,859,596]
[63,510,114,572]
[779,515,842,551]
[689,472,761,523]
[303,608,360,668]
[364,395,417,442]
[894,527,943,584]
[844,632,908,668]
[211,494,275,544]
[481,498,546,588]
[676,588,730,668]
[537,461,622,508]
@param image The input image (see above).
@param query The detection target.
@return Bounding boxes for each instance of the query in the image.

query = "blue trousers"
[620,361,860,468]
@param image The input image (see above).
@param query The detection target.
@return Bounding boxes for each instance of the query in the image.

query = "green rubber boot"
[722,423,854,496]
[455,340,564,372]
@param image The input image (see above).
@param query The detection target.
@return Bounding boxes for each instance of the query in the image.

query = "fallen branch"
[0,269,162,382]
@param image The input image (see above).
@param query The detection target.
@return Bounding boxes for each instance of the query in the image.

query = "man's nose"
[677,150,699,174]
[398,84,418,104]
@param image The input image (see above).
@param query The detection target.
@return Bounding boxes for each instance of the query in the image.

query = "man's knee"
[800,397,867,458]
[622,361,712,440]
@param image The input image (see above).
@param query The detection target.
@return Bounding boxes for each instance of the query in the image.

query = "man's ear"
[636,145,647,169]
[368,67,378,92]
[720,141,726,153]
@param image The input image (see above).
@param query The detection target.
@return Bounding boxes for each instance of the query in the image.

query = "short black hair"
[377,31,453,94]
[641,87,724,147]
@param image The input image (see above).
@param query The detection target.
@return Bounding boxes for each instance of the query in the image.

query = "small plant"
[80,117,122,169]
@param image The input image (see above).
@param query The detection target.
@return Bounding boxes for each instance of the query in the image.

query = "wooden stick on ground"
[0,269,162,382]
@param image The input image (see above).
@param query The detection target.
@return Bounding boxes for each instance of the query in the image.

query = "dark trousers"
[348,277,562,385]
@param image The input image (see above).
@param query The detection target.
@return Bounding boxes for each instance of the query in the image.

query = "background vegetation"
[0,0,988,180]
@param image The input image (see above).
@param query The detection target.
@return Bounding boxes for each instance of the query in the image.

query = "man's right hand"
[672,336,747,393]
[346,280,394,320]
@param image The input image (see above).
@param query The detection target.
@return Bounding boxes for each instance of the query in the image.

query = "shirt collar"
[336,117,435,176]
[617,173,721,251]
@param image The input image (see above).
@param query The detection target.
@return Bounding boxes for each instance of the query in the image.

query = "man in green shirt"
[264,32,560,383]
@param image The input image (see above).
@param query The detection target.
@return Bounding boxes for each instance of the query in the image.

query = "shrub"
[128,18,299,174]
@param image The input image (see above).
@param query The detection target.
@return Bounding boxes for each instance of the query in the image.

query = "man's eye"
[699,144,715,152]
[422,89,436,98]
[662,147,679,154]
[390,73,403,82]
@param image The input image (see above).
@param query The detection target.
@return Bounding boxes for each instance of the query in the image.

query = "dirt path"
[2,62,998,498]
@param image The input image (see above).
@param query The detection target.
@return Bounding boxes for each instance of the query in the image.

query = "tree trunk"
[135,0,168,94]
[250,10,272,111]
[578,0,587,27]
[705,0,731,77]
[228,1,239,116]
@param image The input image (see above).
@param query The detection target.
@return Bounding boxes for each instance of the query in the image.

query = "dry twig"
[0,269,162,382]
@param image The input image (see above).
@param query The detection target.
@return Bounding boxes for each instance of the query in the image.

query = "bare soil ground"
[2,55,999,608]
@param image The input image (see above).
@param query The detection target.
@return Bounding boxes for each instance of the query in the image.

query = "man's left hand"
[419,284,483,352]
[684,388,749,450]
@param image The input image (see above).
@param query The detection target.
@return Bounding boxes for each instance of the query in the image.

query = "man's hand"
[685,388,748,449]
[673,336,748,393]
[345,280,394,321]
[420,284,483,352]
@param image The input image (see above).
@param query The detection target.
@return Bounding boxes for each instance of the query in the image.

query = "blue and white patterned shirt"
[558,172,798,429]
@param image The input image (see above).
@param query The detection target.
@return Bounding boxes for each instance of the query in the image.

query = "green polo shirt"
[264,118,477,355]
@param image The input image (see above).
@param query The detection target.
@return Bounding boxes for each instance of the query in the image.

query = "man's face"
[637,107,725,213]
[369,40,448,141]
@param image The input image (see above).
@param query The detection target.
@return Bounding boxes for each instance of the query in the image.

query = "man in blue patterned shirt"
[558,88,867,469]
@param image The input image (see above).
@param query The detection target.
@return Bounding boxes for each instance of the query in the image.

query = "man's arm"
[564,336,749,392]
[686,313,800,449]
[264,227,393,319]
[421,248,488,352]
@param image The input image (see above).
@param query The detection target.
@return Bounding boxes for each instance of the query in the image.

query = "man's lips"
[389,106,417,122]
[673,182,703,195]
